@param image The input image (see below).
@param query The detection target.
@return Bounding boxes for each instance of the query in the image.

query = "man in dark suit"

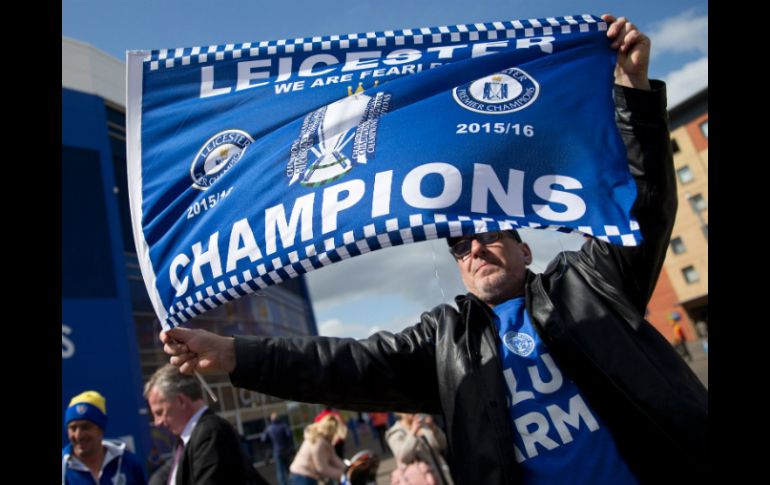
[144,364,267,485]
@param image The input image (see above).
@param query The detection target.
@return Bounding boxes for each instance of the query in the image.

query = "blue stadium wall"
[62,87,151,469]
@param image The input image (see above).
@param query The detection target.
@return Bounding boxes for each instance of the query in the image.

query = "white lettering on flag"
[126,15,638,329]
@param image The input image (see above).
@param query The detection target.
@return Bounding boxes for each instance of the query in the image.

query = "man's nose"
[469,238,486,257]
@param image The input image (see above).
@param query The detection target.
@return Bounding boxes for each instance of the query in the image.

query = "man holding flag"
[158,15,707,484]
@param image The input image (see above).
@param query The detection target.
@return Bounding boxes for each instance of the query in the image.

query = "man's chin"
[475,272,505,291]
[474,273,522,303]
[74,444,92,456]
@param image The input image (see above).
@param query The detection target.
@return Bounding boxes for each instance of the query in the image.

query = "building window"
[689,193,707,212]
[670,237,686,254]
[676,166,694,185]
[702,224,708,240]
[682,265,700,284]
[700,120,708,139]
[671,138,680,153]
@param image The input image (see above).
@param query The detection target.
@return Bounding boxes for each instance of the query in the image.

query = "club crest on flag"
[191,130,254,190]
[286,91,392,187]
[453,68,539,114]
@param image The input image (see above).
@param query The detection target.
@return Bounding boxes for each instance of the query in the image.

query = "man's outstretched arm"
[162,314,442,412]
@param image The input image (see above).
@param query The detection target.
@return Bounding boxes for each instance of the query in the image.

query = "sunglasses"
[448,231,506,259]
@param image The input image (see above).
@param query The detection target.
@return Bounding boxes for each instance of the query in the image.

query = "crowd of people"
[62,384,438,485]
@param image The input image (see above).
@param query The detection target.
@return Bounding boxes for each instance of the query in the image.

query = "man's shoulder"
[196,410,231,429]
[192,410,239,441]
[424,301,460,321]
[401,303,461,336]
[385,421,407,436]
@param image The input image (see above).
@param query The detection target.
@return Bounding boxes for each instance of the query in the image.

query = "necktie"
[168,440,184,485]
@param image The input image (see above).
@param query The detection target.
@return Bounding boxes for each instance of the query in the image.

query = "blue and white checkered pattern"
[128,12,639,329]
[164,213,637,327]
[143,15,606,71]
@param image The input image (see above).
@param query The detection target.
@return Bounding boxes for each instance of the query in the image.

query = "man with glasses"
[160,15,707,484]
[446,230,530,305]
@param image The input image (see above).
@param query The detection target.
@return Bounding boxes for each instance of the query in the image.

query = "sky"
[63,0,708,339]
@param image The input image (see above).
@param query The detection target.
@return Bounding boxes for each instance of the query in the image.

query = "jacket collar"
[62,439,126,472]
[181,405,209,446]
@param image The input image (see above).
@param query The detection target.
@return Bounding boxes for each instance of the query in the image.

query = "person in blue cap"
[62,390,147,485]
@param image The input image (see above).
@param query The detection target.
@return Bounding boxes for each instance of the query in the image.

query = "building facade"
[646,88,708,342]
[62,37,321,473]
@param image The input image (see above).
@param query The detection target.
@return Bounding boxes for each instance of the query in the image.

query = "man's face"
[455,231,532,306]
[67,419,103,459]
[148,388,190,436]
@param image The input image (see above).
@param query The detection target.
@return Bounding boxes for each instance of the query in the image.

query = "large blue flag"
[127,14,638,329]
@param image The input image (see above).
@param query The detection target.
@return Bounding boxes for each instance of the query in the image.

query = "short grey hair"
[144,363,203,401]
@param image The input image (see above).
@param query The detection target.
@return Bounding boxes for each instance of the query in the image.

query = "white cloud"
[317,318,349,337]
[306,229,585,313]
[648,9,708,59]
[664,56,708,107]
[316,312,421,339]
[306,239,466,313]
[525,229,584,273]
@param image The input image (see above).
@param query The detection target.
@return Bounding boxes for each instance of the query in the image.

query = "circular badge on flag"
[191,130,254,190]
[502,331,536,357]
[452,68,539,115]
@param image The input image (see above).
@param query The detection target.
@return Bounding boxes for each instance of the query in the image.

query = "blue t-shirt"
[492,297,638,484]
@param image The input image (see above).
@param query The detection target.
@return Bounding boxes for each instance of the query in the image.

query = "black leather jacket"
[230,81,708,484]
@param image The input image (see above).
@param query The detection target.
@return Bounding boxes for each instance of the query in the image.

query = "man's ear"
[521,243,533,265]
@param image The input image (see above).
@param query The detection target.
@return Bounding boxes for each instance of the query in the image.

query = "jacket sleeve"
[575,80,677,313]
[229,311,442,412]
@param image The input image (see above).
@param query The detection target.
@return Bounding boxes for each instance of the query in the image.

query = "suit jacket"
[176,409,266,485]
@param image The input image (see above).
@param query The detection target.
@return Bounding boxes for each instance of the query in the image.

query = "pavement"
[375,454,397,485]
[684,339,709,389]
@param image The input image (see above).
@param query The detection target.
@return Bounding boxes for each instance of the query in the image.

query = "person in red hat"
[313,408,348,458]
